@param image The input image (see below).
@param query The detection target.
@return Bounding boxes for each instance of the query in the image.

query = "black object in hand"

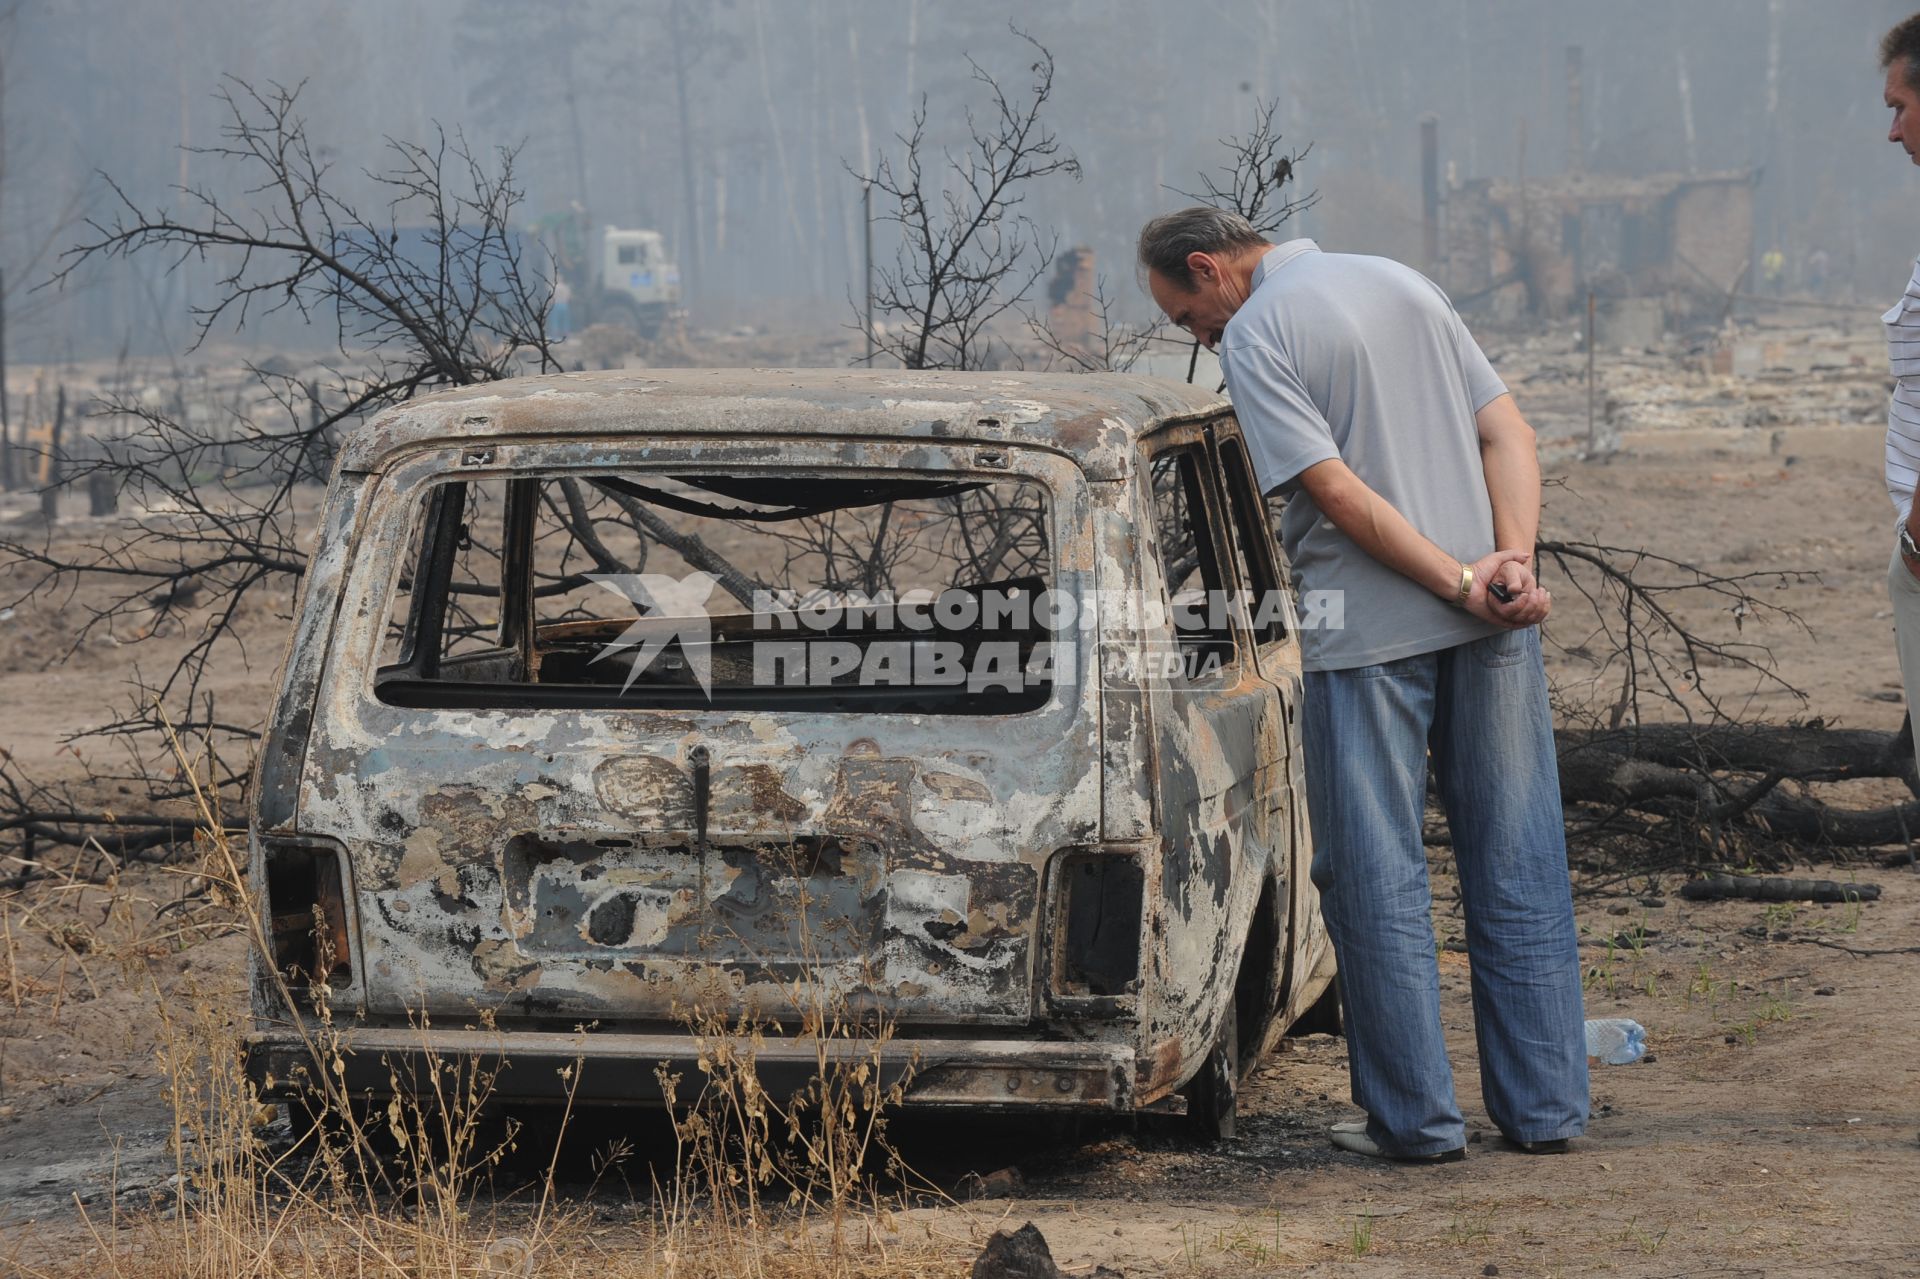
[1488,581,1516,605]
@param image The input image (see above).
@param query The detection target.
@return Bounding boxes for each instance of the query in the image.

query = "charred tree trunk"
[38,384,64,523]
[668,0,703,301]
[559,43,592,219]
[87,464,116,517]
[1554,719,1920,854]
[0,265,10,492]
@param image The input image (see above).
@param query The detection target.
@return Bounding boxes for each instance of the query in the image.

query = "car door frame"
[1132,417,1285,1092]
[1207,415,1335,1047]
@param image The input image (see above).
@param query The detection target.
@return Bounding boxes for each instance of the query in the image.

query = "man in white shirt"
[1880,16,1920,755]
[1136,207,1588,1163]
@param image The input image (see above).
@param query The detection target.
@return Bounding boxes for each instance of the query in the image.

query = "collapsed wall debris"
[1440,169,1757,327]
[1418,45,1758,335]
[1479,316,1886,461]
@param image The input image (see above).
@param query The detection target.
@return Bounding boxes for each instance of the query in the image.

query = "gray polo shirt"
[1218,239,1509,672]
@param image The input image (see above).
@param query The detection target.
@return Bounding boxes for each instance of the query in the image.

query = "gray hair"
[1885,13,1920,90]
[1136,207,1269,290]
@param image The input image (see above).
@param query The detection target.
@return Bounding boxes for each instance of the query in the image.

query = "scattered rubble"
[969,1223,1123,1279]
[1479,311,1890,459]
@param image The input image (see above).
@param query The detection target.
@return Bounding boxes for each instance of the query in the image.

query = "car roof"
[338,367,1230,481]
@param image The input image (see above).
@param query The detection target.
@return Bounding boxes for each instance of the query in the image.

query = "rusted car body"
[244,368,1334,1131]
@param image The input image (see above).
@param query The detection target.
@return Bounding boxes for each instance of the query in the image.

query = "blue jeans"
[1302,627,1588,1156]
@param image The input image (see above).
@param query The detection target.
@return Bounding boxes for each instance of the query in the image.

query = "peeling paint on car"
[245,369,1332,1117]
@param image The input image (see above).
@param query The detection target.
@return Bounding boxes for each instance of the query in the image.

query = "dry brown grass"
[0,724,975,1278]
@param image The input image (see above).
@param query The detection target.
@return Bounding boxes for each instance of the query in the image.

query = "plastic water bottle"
[1585,1017,1647,1065]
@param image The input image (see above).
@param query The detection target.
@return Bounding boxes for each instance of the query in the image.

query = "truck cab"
[596,227,679,335]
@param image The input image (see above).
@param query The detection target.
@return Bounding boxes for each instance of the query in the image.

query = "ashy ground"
[2,322,1919,1277]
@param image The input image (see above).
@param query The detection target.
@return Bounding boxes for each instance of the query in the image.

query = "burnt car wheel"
[280,1091,365,1155]
[1183,1000,1238,1142]
[1290,972,1344,1037]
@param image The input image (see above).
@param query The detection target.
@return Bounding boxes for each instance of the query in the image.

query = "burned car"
[245,368,1335,1136]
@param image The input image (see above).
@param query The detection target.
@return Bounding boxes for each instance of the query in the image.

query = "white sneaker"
[1327,1118,1464,1163]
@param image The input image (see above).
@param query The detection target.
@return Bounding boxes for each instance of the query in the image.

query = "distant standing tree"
[855,26,1079,371]
[0,0,88,491]
[457,0,599,214]
[663,0,735,299]
[0,78,558,874]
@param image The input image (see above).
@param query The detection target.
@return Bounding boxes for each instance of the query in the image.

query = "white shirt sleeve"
[1451,311,1509,412]
[1219,339,1342,496]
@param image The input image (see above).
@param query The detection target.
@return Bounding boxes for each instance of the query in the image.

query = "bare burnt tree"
[1527,539,1816,868]
[1412,518,1911,876]
[1539,539,1813,730]
[1164,98,1317,383]
[855,27,1078,371]
[0,78,559,876]
[1169,99,1318,240]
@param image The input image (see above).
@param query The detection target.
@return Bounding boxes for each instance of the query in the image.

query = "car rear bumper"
[244,1025,1137,1112]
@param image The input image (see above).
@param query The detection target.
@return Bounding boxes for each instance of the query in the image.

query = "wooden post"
[1565,46,1585,176]
[0,265,11,492]
[1420,115,1440,277]
[1515,118,1532,313]
[40,385,66,523]
[862,180,875,367]
[306,379,325,485]
[1586,291,1599,457]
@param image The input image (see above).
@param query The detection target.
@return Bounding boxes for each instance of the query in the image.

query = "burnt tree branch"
[854,27,1078,371]
[1167,98,1317,383]
[0,78,559,868]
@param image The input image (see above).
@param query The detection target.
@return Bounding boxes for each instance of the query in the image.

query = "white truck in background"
[540,215,683,338]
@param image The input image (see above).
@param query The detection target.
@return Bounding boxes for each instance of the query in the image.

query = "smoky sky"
[4,0,1918,360]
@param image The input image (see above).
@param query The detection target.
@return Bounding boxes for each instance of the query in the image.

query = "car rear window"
[372,471,1059,714]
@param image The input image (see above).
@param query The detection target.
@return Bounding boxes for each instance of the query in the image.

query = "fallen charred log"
[1552,718,1920,861]
[1559,721,1917,787]
[1679,874,1881,903]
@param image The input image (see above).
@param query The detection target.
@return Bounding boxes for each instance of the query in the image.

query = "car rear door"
[1133,420,1283,1092]
[1207,420,1332,1040]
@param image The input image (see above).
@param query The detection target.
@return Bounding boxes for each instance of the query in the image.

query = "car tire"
[1183,999,1238,1142]
[1291,971,1344,1037]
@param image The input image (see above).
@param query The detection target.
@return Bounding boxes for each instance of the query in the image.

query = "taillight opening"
[264,842,353,990]
[1053,852,1143,999]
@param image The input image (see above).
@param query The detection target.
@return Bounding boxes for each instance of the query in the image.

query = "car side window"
[380,477,515,680]
[1215,432,1288,645]
[1148,446,1236,676]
